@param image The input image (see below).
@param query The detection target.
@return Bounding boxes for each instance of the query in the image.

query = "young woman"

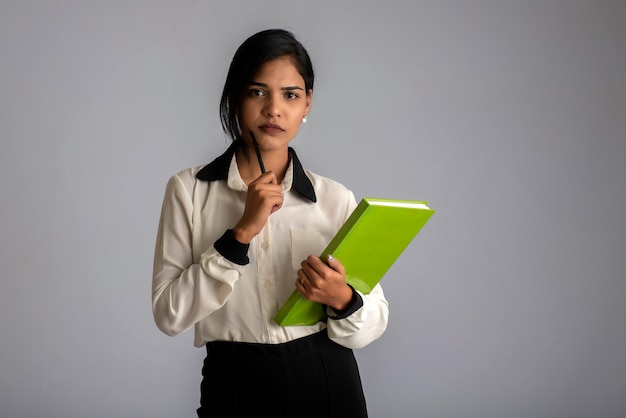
[152,29,389,417]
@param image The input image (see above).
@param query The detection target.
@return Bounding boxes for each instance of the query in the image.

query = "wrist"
[325,285,364,320]
[232,225,254,244]
[329,285,354,312]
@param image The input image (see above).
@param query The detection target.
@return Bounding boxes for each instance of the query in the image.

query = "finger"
[248,183,282,195]
[295,274,308,295]
[266,192,284,213]
[304,255,337,277]
[297,268,314,287]
[300,259,321,282]
[251,186,283,204]
[250,171,279,185]
[270,202,282,214]
[250,187,283,212]
[325,254,345,276]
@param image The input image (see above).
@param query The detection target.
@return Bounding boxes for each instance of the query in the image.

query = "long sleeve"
[151,155,390,347]
[325,284,389,349]
[151,174,246,336]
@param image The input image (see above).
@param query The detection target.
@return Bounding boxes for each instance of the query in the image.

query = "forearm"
[152,245,246,336]
[326,284,389,349]
[152,175,249,336]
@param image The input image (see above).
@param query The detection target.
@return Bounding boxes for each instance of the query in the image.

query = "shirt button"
[260,242,269,250]
[263,281,271,289]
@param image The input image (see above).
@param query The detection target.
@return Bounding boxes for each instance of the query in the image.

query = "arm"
[152,170,283,336]
[296,254,389,350]
[151,174,247,336]
[325,283,389,349]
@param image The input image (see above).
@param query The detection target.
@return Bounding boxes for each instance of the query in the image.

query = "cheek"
[238,104,256,125]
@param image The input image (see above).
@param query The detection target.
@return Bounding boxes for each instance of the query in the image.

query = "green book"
[274,198,435,326]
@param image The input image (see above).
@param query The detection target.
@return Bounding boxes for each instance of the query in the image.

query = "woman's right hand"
[232,171,283,244]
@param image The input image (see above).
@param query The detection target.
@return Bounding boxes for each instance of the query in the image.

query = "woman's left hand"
[295,254,353,312]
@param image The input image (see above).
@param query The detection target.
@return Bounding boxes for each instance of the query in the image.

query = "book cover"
[274,198,435,326]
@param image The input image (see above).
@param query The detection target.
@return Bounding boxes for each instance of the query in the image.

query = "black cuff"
[324,285,364,320]
[214,229,250,265]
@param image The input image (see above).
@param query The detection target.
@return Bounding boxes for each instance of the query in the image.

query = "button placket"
[255,220,277,341]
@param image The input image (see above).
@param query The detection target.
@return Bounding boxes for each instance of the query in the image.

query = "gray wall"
[1,1,625,417]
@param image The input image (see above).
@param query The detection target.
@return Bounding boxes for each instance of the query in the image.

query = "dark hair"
[219,29,314,141]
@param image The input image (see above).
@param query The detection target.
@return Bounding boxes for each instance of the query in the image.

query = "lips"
[259,123,285,132]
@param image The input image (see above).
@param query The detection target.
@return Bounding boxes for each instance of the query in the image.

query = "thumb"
[326,254,345,276]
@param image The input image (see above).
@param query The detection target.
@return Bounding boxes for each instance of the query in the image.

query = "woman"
[152,29,389,417]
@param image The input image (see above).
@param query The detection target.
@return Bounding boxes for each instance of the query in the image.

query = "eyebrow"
[249,81,304,91]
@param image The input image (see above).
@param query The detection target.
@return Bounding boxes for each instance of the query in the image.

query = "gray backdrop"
[1,1,625,417]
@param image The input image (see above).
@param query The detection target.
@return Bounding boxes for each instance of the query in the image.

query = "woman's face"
[238,56,312,152]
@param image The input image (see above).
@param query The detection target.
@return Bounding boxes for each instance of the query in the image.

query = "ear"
[304,89,313,116]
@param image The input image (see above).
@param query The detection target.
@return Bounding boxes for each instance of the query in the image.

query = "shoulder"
[305,169,352,197]
[164,165,207,194]
[305,169,357,215]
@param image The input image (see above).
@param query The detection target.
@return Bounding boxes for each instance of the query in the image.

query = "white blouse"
[152,145,388,349]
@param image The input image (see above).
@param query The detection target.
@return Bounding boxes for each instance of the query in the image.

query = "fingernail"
[327,254,335,262]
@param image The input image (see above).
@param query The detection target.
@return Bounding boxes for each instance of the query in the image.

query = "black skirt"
[197,329,368,418]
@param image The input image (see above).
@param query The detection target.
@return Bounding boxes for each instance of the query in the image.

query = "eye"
[285,91,299,100]
[247,89,265,97]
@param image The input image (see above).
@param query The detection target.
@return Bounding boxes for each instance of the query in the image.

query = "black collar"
[195,141,317,202]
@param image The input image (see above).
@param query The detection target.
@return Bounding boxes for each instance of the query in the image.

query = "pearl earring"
[302,115,307,123]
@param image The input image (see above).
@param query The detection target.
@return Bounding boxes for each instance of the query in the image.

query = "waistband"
[205,329,343,357]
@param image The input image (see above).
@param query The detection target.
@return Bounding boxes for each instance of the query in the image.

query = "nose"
[263,95,280,117]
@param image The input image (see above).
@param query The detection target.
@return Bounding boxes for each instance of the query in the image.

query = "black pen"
[250,130,266,174]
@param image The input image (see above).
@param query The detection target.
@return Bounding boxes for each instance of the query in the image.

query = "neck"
[236,143,290,184]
